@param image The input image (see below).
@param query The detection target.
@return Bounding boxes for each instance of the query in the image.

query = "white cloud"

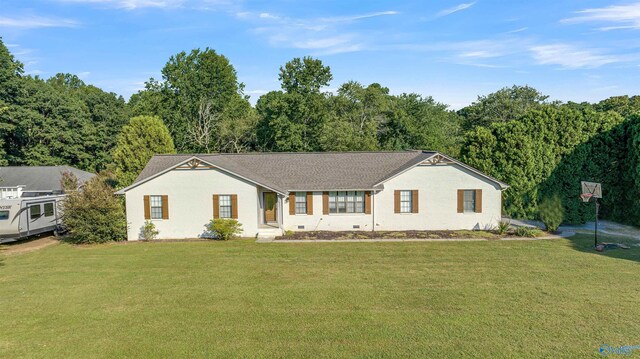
[505,27,527,34]
[530,44,624,69]
[58,0,185,10]
[243,10,398,55]
[0,15,79,28]
[436,2,476,17]
[25,69,44,75]
[317,11,399,23]
[292,35,355,50]
[258,12,279,20]
[77,71,91,79]
[562,2,640,30]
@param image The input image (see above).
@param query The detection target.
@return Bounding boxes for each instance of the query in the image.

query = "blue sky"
[1,0,639,108]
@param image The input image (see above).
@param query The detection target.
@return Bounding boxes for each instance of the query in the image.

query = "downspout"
[279,194,284,231]
[372,190,376,232]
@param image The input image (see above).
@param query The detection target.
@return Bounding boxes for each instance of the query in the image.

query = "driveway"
[508,217,640,243]
[1,236,59,255]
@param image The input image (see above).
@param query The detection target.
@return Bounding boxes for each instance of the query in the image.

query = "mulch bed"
[276,230,503,241]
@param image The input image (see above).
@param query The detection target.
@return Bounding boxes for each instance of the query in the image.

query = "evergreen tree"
[112,116,176,187]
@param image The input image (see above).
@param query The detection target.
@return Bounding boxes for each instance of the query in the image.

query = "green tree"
[594,95,640,118]
[62,173,127,244]
[380,94,463,156]
[256,57,333,151]
[131,48,252,152]
[320,82,389,151]
[113,116,176,187]
[0,37,23,165]
[0,37,23,104]
[459,85,549,131]
[279,56,333,95]
[0,50,128,172]
[461,103,626,222]
[47,73,129,171]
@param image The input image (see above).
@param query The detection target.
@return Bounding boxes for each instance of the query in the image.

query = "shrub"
[539,194,564,232]
[140,221,159,241]
[206,219,243,240]
[60,171,79,192]
[514,226,538,238]
[495,220,511,235]
[62,173,127,244]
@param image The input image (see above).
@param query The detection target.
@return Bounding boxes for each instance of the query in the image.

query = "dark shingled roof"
[0,166,96,192]
[133,151,438,193]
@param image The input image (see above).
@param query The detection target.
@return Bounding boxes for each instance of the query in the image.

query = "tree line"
[1,38,639,226]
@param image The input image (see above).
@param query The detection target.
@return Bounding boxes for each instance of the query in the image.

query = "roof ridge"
[152,150,436,157]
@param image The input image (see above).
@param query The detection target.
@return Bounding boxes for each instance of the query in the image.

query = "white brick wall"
[124,163,504,240]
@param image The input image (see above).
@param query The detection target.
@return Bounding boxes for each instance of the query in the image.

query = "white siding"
[125,168,259,240]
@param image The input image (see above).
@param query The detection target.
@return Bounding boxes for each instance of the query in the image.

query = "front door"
[264,192,277,223]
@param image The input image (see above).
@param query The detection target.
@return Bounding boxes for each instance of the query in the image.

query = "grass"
[1,234,639,358]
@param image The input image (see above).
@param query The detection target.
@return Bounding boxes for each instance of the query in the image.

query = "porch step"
[257,226,283,239]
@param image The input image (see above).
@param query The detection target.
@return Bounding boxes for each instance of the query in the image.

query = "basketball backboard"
[581,181,602,198]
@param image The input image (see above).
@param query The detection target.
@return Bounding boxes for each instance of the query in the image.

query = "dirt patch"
[1,235,60,255]
[276,230,510,241]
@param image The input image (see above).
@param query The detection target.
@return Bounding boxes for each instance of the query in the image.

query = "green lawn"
[1,235,639,358]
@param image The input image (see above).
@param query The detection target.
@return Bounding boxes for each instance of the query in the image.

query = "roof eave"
[117,156,287,195]
[373,151,509,190]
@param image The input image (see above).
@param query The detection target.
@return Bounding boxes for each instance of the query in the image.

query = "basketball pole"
[594,198,599,248]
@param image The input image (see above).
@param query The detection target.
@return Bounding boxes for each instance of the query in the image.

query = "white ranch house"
[117,151,508,240]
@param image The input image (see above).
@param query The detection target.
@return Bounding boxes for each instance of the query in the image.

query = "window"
[44,203,54,217]
[150,195,163,219]
[219,195,232,218]
[0,211,9,220]
[295,192,307,214]
[400,190,412,213]
[329,191,364,214]
[29,205,41,219]
[463,190,476,213]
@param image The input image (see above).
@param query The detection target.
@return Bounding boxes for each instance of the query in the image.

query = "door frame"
[263,192,277,224]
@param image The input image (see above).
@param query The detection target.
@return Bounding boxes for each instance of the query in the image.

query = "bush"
[206,219,243,240]
[495,220,511,235]
[514,226,538,238]
[539,194,564,232]
[140,221,159,241]
[62,173,127,244]
[60,171,79,192]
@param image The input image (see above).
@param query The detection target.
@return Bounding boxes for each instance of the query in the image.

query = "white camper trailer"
[0,166,95,243]
[0,194,65,242]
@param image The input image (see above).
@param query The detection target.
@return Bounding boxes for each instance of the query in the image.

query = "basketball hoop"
[580,193,593,203]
